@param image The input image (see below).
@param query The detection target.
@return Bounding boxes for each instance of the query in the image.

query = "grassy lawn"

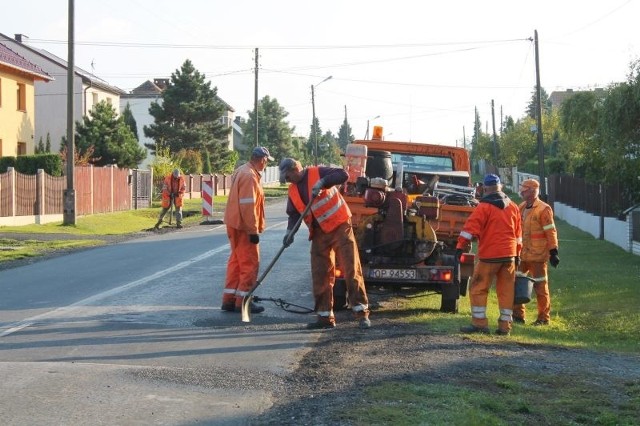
[344,217,640,425]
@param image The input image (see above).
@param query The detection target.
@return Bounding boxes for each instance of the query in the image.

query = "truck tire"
[440,296,459,313]
[459,277,470,297]
[440,281,460,313]
[333,279,348,311]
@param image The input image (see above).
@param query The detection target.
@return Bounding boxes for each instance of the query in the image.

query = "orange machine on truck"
[335,127,477,313]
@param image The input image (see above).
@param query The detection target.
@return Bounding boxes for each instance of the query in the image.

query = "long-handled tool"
[241,196,315,323]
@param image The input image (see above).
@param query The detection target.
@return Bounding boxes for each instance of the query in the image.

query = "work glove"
[455,248,463,261]
[311,178,326,198]
[249,234,260,244]
[549,249,560,268]
[514,256,521,267]
[283,230,294,248]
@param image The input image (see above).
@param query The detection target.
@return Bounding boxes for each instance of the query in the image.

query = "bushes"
[1,154,63,176]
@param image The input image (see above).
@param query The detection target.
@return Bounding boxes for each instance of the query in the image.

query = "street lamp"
[311,76,332,166]
[364,115,380,139]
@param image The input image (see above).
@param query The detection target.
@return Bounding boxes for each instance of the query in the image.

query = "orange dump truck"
[336,130,477,312]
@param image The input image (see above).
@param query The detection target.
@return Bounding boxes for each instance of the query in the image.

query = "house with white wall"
[121,78,243,168]
[0,33,126,153]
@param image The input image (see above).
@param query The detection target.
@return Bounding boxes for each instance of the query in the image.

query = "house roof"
[0,42,52,81]
[123,79,235,112]
[0,32,124,95]
[549,88,606,109]
[121,80,164,98]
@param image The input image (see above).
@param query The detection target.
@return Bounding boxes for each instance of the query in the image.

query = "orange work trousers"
[310,221,368,317]
[513,260,550,322]
[469,261,516,332]
[223,227,260,308]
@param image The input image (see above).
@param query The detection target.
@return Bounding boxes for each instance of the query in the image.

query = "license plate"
[370,269,416,279]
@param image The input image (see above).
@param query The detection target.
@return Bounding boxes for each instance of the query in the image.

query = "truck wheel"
[440,281,460,313]
[333,279,348,311]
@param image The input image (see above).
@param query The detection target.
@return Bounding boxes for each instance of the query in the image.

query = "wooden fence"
[0,166,236,225]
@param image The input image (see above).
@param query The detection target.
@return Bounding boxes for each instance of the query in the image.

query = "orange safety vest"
[519,198,558,262]
[288,167,351,235]
[161,174,186,208]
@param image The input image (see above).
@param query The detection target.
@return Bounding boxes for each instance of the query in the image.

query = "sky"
[1,0,638,147]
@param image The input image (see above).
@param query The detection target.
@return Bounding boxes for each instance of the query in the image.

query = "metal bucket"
[514,275,534,304]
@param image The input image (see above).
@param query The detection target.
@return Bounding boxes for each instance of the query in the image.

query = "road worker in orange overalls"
[221,147,274,314]
[456,174,522,336]
[512,178,559,326]
[279,158,371,330]
[154,168,186,229]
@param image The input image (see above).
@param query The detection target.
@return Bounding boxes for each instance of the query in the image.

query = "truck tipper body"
[336,132,477,312]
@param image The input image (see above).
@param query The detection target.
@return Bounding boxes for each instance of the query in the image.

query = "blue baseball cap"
[252,146,274,161]
[484,174,500,186]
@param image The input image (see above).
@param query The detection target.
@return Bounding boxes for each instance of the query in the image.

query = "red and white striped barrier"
[202,180,213,220]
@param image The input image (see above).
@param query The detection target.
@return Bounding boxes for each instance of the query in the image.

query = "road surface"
[0,201,320,425]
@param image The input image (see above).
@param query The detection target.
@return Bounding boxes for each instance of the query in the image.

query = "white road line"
[0,220,290,338]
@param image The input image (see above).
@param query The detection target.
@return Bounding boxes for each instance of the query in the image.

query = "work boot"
[533,319,549,326]
[512,316,526,324]
[306,316,336,330]
[460,324,490,334]
[234,301,264,314]
[221,302,235,312]
[153,220,162,230]
[495,329,511,336]
[176,222,183,229]
[354,310,371,329]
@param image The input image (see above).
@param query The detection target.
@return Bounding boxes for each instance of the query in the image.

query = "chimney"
[154,78,169,90]
[15,34,29,44]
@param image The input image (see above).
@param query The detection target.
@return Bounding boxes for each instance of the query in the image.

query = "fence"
[0,165,282,226]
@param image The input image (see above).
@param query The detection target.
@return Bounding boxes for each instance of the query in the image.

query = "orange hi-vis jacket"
[288,167,351,236]
[161,174,186,208]
[224,162,266,234]
[457,191,522,260]
[519,198,558,263]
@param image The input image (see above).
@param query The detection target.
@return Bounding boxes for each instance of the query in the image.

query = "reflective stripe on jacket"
[161,174,186,208]
[288,167,351,235]
[457,193,522,260]
[519,198,558,262]
[224,162,266,234]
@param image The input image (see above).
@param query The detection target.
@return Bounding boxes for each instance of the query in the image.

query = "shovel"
[241,195,315,323]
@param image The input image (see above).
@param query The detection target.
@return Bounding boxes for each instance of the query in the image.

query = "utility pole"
[534,29,547,200]
[311,76,332,166]
[491,99,498,165]
[254,48,259,147]
[463,126,466,150]
[63,0,76,225]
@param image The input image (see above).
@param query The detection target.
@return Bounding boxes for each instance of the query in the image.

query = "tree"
[337,114,354,152]
[74,100,146,168]
[241,95,297,162]
[143,59,232,173]
[526,86,552,119]
[121,102,139,140]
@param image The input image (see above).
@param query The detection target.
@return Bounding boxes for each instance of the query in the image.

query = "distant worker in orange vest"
[457,174,522,336]
[513,178,559,326]
[279,157,371,330]
[154,168,186,229]
[221,146,274,314]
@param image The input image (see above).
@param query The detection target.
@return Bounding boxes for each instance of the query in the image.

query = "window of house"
[17,142,26,155]
[106,97,112,105]
[17,83,26,111]
[633,211,640,243]
[92,92,99,109]
[0,78,3,108]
